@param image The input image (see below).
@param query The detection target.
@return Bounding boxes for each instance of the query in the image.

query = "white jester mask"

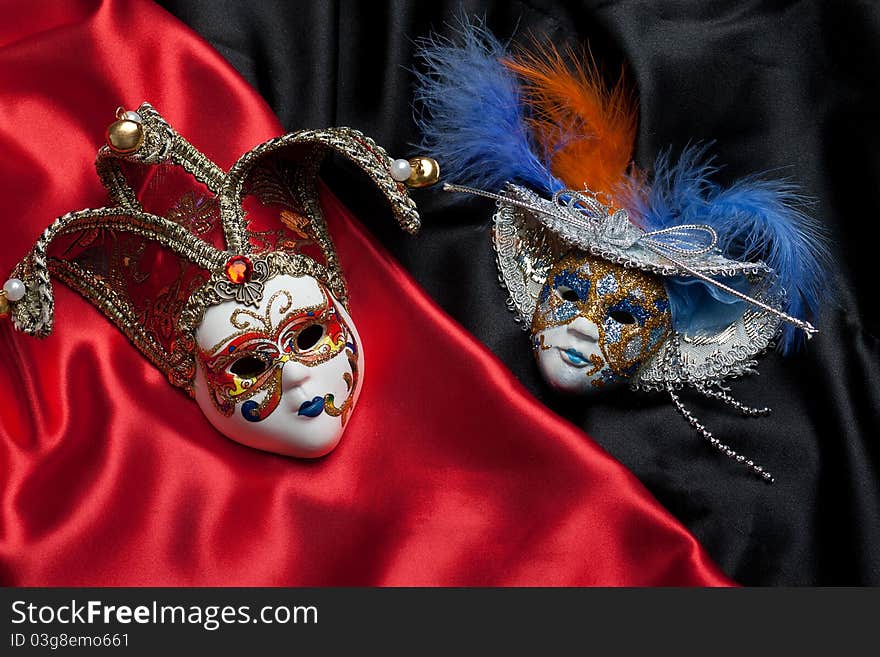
[3,103,434,458]
[194,274,362,457]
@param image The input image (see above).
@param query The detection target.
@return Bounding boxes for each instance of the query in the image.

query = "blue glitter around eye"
[620,362,639,377]
[552,302,578,324]
[654,297,670,313]
[608,298,651,325]
[553,268,591,300]
[596,273,618,296]
[602,316,622,344]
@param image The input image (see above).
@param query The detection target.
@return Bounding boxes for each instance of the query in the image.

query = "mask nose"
[280,358,310,389]
[567,316,600,342]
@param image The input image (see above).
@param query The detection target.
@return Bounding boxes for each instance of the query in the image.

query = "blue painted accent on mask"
[562,348,590,366]
[297,397,325,418]
[241,401,261,422]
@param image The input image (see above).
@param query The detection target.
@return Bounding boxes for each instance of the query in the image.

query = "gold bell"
[106,109,144,154]
[405,157,440,188]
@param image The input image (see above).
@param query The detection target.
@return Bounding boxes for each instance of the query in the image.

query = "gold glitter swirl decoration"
[322,347,359,425]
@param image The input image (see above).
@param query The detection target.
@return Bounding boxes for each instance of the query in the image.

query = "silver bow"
[443,182,816,336]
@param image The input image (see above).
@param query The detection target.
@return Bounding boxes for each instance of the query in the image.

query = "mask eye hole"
[229,355,269,378]
[610,310,637,325]
[555,285,581,303]
[296,324,326,351]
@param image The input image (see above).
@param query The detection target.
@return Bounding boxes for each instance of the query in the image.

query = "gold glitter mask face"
[530,253,672,393]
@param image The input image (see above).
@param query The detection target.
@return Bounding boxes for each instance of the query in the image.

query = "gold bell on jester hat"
[106,106,145,154]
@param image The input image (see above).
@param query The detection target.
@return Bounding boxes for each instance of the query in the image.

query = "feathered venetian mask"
[1,103,436,458]
[414,22,831,481]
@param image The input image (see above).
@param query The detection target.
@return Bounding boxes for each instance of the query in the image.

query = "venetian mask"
[415,21,829,480]
[194,274,363,457]
[531,252,672,393]
[3,102,432,459]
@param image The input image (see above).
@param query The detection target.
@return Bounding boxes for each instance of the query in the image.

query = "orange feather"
[503,43,637,196]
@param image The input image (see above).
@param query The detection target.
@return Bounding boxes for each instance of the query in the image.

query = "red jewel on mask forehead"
[224,255,252,284]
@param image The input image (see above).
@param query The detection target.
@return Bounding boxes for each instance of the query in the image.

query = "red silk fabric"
[0,0,732,585]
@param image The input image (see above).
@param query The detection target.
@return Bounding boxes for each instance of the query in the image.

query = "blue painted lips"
[560,348,590,367]
[297,396,325,417]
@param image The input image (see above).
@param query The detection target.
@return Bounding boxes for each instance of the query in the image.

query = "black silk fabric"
[156,0,880,585]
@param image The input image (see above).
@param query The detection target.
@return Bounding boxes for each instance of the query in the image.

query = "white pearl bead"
[122,110,143,123]
[390,158,412,182]
[3,278,25,302]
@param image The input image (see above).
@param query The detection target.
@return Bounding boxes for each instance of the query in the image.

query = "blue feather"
[413,18,561,196]
[631,144,831,353]
[707,177,831,353]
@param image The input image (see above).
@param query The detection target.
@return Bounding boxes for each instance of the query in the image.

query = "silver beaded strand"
[696,384,772,417]
[667,386,775,483]
[660,336,775,483]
